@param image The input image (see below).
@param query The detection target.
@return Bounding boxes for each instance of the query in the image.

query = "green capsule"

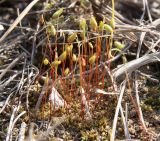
[44,3,52,10]
[47,23,56,36]
[72,54,77,62]
[50,25,56,36]
[99,21,104,32]
[88,42,93,49]
[43,58,49,65]
[89,54,96,64]
[52,60,61,66]
[90,16,97,31]
[52,8,63,19]
[114,41,124,49]
[59,51,67,61]
[104,24,113,33]
[122,55,127,63]
[67,33,77,43]
[80,31,86,39]
[65,44,73,53]
[64,68,70,76]
[79,18,86,30]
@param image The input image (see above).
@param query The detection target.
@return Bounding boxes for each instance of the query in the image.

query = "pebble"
[129,128,136,134]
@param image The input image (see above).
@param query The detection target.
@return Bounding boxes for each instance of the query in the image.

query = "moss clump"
[81,129,99,141]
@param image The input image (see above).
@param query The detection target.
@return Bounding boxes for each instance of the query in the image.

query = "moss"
[81,129,99,141]
[144,87,160,110]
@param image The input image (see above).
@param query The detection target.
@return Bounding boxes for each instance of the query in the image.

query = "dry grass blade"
[50,87,65,109]
[0,0,39,43]
[103,63,130,139]
[110,81,126,141]
[18,122,26,141]
[6,107,18,141]
[135,72,147,132]
[0,52,26,81]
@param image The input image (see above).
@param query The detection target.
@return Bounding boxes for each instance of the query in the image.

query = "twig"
[0,53,26,81]
[6,106,18,141]
[102,63,130,139]
[0,74,18,90]
[0,92,14,114]
[16,58,27,95]
[11,111,26,133]
[0,0,39,43]
[125,103,130,139]
[137,70,159,83]
[110,80,126,141]
[0,0,6,4]
[136,32,146,58]
[120,105,131,140]
[113,52,160,80]
[144,0,152,23]
[146,38,160,54]
[134,72,147,132]
[119,139,140,141]
[18,122,26,141]
[94,88,119,95]
[29,123,35,141]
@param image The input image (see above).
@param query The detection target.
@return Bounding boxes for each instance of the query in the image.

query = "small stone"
[118,127,123,132]
[143,87,148,93]
[149,123,153,127]
[131,134,135,138]
[145,121,149,127]
[135,126,140,131]
[129,128,136,134]
[128,119,134,125]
